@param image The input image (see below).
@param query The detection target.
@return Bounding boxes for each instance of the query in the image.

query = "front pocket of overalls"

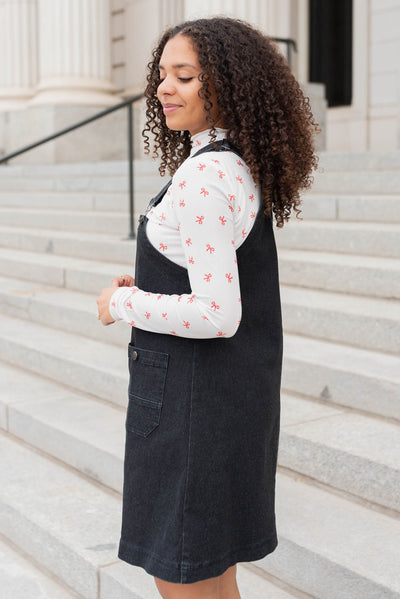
[127,343,169,438]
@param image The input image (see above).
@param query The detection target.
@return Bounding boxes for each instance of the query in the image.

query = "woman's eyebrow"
[158,63,197,70]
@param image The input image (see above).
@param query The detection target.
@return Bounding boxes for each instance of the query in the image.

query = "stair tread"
[0,206,127,216]
[281,392,399,466]
[281,284,400,319]
[274,472,400,594]
[277,219,400,232]
[0,245,128,272]
[0,537,78,599]
[0,158,160,177]
[1,355,398,504]
[0,224,134,243]
[0,313,126,375]
[0,432,121,599]
[0,296,398,383]
[284,333,400,382]
[279,248,400,268]
[1,431,399,598]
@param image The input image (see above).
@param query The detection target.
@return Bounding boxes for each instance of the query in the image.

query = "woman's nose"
[158,76,175,96]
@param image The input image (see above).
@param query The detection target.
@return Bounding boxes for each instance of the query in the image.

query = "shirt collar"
[189,128,228,157]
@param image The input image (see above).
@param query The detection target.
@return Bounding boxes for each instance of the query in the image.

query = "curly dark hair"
[143,17,319,227]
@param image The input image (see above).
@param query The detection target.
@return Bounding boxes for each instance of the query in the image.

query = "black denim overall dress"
[118,141,283,584]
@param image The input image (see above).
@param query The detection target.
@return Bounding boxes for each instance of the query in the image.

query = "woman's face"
[157,34,219,136]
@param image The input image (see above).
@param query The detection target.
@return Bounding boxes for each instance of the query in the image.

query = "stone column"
[123,0,185,158]
[30,0,118,106]
[0,0,37,111]
[123,0,184,98]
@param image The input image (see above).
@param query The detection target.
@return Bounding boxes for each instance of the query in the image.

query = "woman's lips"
[163,104,181,115]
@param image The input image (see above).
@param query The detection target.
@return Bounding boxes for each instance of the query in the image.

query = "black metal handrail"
[271,37,298,67]
[0,93,144,239]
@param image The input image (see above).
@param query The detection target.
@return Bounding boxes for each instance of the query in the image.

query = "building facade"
[0,0,398,162]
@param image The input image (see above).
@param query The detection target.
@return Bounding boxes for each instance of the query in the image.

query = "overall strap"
[192,139,242,160]
[142,139,243,216]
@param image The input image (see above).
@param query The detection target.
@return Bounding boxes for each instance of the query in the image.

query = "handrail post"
[127,102,135,240]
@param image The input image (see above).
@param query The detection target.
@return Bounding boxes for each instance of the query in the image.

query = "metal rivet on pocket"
[131,350,138,360]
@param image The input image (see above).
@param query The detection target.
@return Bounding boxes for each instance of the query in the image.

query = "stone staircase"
[0,153,399,599]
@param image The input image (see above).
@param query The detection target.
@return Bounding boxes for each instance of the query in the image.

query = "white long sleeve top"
[109,128,261,338]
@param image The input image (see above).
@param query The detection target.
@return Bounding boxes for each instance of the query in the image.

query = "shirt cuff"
[109,286,131,321]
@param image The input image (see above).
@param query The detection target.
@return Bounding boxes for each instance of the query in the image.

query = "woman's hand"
[111,274,135,287]
[96,274,135,326]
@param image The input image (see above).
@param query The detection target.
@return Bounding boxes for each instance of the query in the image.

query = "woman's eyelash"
[158,77,193,83]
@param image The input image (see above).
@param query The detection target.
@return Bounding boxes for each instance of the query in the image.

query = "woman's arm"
[106,160,242,338]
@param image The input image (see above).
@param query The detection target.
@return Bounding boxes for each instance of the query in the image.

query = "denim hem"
[118,534,278,584]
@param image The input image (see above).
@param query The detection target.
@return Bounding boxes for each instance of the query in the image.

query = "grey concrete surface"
[0,537,79,599]
[276,219,400,258]
[278,249,400,299]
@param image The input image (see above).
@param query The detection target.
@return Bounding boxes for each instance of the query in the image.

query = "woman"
[97,16,318,599]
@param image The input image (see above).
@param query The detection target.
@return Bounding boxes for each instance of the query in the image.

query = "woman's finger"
[111,275,135,287]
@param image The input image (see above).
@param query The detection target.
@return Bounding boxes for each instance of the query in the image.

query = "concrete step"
[261,471,400,599]
[311,168,400,194]
[1,237,398,303]
[0,226,137,265]
[283,334,400,421]
[0,247,127,294]
[0,207,129,234]
[2,274,398,355]
[1,360,398,512]
[0,537,80,599]
[280,392,400,512]
[0,430,305,599]
[279,249,400,300]
[0,432,122,599]
[0,276,130,348]
[0,158,160,178]
[0,190,150,213]
[1,431,399,599]
[281,285,400,353]
[300,193,400,222]
[0,362,125,494]
[0,314,127,407]
[0,309,398,421]
[0,173,162,194]
[317,149,400,171]
[275,220,400,258]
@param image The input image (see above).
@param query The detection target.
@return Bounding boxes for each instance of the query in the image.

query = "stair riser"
[0,229,136,265]
[1,191,399,223]
[0,504,100,599]
[2,286,398,355]
[7,406,124,494]
[0,176,161,194]
[276,228,400,258]
[0,210,128,234]
[0,192,150,213]
[279,258,400,300]
[5,400,397,512]
[0,257,130,294]
[279,434,399,512]
[312,171,400,194]
[258,537,396,599]
[301,195,400,223]
[0,292,130,349]
[0,339,127,407]
[282,357,400,421]
[0,436,121,599]
[282,302,400,354]
[0,160,159,177]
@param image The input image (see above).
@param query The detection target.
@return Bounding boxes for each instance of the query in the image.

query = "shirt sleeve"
[109,157,242,338]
